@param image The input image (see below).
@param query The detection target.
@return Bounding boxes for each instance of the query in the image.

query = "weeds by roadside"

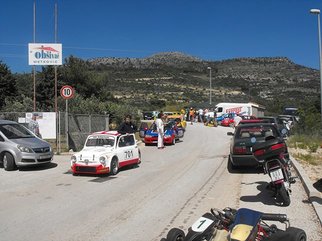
[287,134,322,183]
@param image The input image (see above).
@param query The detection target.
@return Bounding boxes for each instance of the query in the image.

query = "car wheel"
[138,150,141,164]
[172,137,176,145]
[3,152,16,171]
[285,227,307,241]
[166,228,185,241]
[228,155,237,170]
[110,158,119,175]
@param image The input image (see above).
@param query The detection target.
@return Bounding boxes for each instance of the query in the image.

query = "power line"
[0,42,156,54]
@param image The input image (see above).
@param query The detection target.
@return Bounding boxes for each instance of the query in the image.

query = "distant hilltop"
[86,51,319,109]
[89,51,202,69]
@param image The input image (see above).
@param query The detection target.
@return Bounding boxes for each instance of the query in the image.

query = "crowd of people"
[180,107,217,125]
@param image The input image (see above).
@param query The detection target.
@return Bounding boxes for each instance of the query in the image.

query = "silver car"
[0,120,53,171]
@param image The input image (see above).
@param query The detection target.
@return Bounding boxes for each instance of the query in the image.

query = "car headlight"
[17,145,34,153]
[71,155,77,163]
[145,135,152,138]
[164,135,171,138]
[99,156,106,165]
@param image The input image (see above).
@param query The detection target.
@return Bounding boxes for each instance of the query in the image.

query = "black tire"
[228,155,237,170]
[110,158,119,175]
[278,184,291,206]
[3,152,16,171]
[285,227,307,241]
[137,150,141,164]
[166,228,185,241]
[172,138,176,145]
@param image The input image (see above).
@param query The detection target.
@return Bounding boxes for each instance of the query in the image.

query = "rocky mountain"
[88,52,320,112]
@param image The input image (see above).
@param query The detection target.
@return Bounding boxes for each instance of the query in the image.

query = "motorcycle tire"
[166,228,185,241]
[285,227,307,241]
[278,184,291,207]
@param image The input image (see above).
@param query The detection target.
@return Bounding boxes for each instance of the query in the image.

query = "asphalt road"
[0,123,321,241]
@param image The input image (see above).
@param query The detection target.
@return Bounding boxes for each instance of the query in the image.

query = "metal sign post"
[65,99,69,151]
[60,85,75,151]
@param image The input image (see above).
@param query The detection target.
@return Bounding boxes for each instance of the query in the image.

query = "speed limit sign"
[60,85,75,99]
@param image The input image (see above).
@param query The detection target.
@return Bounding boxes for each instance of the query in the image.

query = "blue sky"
[1,0,322,73]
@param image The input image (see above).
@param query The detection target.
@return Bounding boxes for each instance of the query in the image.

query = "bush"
[308,142,319,153]
[293,153,319,165]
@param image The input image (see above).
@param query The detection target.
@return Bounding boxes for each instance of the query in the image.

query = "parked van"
[0,120,53,171]
[215,102,265,118]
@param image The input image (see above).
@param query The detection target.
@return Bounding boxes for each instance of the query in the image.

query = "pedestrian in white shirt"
[155,113,165,149]
[233,114,243,127]
[198,108,204,122]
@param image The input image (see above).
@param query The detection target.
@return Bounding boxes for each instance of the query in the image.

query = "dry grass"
[288,147,322,183]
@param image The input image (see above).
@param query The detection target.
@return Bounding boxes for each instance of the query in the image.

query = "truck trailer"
[214,102,265,117]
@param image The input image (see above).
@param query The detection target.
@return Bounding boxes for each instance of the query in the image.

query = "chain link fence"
[0,112,110,152]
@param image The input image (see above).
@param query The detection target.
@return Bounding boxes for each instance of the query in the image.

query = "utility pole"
[33,0,36,112]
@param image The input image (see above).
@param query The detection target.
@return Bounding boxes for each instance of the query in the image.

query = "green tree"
[36,66,55,111]
[14,73,33,98]
[2,95,33,112]
[0,62,17,109]
[61,56,103,98]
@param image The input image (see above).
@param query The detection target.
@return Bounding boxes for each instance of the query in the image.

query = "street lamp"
[310,8,322,124]
[207,67,212,105]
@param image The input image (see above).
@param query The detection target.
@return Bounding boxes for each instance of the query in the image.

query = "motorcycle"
[252,133,295,206]
[162,207,306,241]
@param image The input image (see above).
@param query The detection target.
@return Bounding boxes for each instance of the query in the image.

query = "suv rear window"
[236,126,278,139]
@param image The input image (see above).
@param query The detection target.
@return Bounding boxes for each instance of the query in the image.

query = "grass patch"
[287,134,321,152]
[293,153,319,166]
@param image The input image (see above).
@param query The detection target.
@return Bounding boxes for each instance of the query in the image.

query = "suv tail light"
[271,143,286,151]
[254,149,265,157]
[233,146,247,154]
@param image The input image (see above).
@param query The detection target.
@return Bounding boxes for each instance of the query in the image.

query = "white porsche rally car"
[70,131,141,175]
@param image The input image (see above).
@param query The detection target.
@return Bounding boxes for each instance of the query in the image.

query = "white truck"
[214,102,265,117]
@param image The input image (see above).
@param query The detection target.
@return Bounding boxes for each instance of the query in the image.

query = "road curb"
[290,155,322,225]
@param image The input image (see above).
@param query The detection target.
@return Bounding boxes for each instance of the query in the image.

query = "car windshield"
[236,126,278,139]
[85,135,115,147]
[0,124,34,139]
[165,122,175,130]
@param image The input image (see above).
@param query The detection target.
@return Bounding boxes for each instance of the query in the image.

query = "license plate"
[270,168,284,182]
[40,154,51,159]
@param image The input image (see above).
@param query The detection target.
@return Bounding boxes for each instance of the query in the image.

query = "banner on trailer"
[28,43,62,65]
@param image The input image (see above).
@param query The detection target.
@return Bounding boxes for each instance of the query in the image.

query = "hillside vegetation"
[0,52,320,123]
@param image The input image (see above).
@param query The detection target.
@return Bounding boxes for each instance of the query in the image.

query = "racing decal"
[119,158,139,168]
[125,150,134,159]
[226,107,242,113]
[191,217,214,232]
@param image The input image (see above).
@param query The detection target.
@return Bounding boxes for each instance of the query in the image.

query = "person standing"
[118,115,137,134]
[233,114,243,127]
[198,108,204,122]
[189,107,195,125]
[155,113,165,149]
[28,114,41,138]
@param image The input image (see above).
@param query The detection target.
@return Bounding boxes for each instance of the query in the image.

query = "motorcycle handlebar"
[261,213,288,222]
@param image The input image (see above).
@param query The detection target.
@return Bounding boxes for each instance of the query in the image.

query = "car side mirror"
[227,132,234,136]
